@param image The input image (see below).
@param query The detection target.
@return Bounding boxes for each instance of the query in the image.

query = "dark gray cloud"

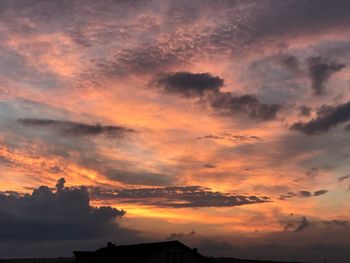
[280,190,328,200]
[307,56,345,95]
[291,101,350,135]
[210,93,281,121]
[153,72,223,97]
[166,230,196,240]
[0,178,134,241]
[197,134,224,140]
[17,118,134,138]
[281,216,350,241]
[338,175,350,182]
[344,123,350,131]
[283,216,310,233]
[280,55,300,73]
[306,167,319,178]
[56,177,66,191]
[295,217,310,232]
[313,190,328,196]
[91,186,271,208]
[203,163,216,168]
[300,106,311,117]
[305,166,333,178]
[298,191,312,198]
[153,71,281,120]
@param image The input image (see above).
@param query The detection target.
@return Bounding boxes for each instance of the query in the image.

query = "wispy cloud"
[17,118,134,138]
[91,186,271,208]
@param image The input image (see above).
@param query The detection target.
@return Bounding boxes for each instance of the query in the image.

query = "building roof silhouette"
[74,240,212,263]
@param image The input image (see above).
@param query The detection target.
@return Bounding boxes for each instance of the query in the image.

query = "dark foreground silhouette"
[74,240,302,263]
[0,259,74,263]
[0,240,303,263]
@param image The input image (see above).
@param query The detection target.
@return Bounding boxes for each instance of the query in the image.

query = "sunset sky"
[1,1,350,262]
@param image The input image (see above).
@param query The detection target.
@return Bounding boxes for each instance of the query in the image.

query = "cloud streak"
[291,101,350,135]
[91,186,271,208]
[210,93,281,121]
[17,118,134,138]
[280,190,328,200]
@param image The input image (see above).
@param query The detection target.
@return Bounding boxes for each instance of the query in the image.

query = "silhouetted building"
[74,240,211,263]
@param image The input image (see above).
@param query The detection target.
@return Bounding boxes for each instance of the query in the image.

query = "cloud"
[338,175,350,182]
[105,168,172,186]
[300,106,311,117]
[3,0,350,90]
[279,54,346,96]
[79,0,350,87]
[306,167,319,178]
[323,220,348,228]
[91,44,184,81]
[246,0,350,50]
[166,231,196,240]
[197,134,224,140]
[298,191,312,198]
[280,190,328,200]
[282,216,350,237]
[197,133,261,143]
[295,217,310,232]
[307,56,345,95]
[313,190,328,196]
[210,93,281,121]
[344,123,350,131]
[153,72,223,97]
[153,71,281,121]
[280,55,300,73]
[290,101,350,135]
[283,216,310,233]
[305,166,333,178]
[91,186,271,208]
[0,46,66,90]
[56,177,66,191]
[0,178,134,241]
[17,118,134,138]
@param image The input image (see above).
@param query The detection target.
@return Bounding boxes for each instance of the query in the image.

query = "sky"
[0,0,350,262]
